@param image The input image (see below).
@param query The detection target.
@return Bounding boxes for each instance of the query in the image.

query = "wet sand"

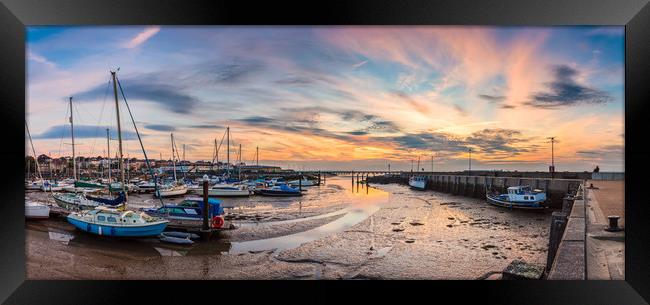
[26,178,551,279]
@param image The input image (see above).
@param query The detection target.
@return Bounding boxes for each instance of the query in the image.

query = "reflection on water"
[229,177,390,254]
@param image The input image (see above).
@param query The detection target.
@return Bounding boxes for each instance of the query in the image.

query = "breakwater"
[367,173,583,208]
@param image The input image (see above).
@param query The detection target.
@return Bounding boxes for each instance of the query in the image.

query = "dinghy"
[255,184,303,197]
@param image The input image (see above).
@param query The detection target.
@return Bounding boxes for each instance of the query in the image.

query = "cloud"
[352,60,368,69]
[124,26,161,49]
[528,65,613,108]
[33,125,140,140]
[392,91,430,114]
[27,51,56,69]
[192,59,265,85]
[465,128,536,157]
[188,124,222,129]
[144,124,176,132]
[75,76,201,114]
[478,94,506,103]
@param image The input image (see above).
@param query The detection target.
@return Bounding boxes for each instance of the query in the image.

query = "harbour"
[26,175,558,279]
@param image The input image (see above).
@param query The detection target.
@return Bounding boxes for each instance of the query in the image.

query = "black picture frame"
[1,0,649,304]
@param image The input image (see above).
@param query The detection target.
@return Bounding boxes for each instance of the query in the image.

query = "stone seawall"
[367,174,582,208]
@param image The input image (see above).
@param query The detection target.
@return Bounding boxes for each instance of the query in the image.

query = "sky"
[26,26,624,172]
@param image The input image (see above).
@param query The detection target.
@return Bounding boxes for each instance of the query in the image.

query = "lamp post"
[468,147,472,176]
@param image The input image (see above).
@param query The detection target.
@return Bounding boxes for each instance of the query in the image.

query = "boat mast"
[111,71,126,198]
[417,156,420,172]
[171,133,177,182]
[431,154,434,173]
[25,121,44,183]
[238,143,242,180]
[69,96,77,181]
[106,128,111,182]
[256,146,259,166]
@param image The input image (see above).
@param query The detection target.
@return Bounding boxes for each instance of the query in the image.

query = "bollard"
[201,179,211,240]
[546,211,568,272]
[318,172,321,185]
[605,215,622,232]
[299,176,302,191]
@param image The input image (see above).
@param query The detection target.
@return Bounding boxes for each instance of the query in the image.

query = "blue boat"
[67,207,168,237]
[143,197,226,230]
[485,185,546,210]
[254,184,303,197]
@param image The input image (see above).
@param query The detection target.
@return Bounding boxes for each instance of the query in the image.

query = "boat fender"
[211,216,224,229]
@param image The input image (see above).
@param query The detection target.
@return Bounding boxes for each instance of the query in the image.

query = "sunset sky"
[26,26,624,172]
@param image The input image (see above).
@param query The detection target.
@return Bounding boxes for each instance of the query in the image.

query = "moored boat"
[52,193,102,210]
[485,185,546,210]
[155,184,188,197]
[288,178,317,187]
[194,184,250,197]
[254,184,303,197]
[408,176,427,190]
[143,197,226,230]
[25,200,50,219]
[67,207,168,237]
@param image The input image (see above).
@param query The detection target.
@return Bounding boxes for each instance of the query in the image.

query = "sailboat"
[67,70,168,237]
[25,121,51,219]
[155,133,188,197]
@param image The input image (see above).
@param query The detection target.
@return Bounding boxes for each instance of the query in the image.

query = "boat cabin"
[505,186,546,202]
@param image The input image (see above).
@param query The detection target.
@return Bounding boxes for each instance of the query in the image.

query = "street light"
[468,147,472,176]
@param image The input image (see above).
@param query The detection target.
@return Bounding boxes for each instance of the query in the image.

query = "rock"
[405,239,415,244]
[446,224,453,228]
[390,222,401,225]
[409,222,424,226]
[447,217,455,220]
[392,228,405,232]
[502,260,544,280]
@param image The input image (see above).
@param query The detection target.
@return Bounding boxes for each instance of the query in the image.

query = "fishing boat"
[255,184,303,197]
[143,197,226,230]
[485,185,547,210]
[67,70,168,237]
[67,207,168,237]
[195,184,250,197]
[52,192,102,210]
[25,200,50,219]
[288,178,317,187]
[408,176,427,190]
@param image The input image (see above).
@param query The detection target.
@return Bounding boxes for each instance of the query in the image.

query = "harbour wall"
[546,184,586,279]
[367,173,583,208]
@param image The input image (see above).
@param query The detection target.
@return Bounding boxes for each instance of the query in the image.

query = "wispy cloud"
[123,26,161,49]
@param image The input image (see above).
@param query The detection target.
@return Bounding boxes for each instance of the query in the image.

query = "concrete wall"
[547,184,586,279]
[367,174,583,208]
[591,172,625,181]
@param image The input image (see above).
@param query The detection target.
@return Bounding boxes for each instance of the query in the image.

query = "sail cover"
[86,192,126,206]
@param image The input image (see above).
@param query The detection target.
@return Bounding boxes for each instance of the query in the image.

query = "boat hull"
[25,204,50,219]
[408,180,426,190]
[486,195,545,210]
[66,216,168,237]
[255,190,303,197]
[155,188,188,197]
[53,195,99,211]
[195,188,250,197]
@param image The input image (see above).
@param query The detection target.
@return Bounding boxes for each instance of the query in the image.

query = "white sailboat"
[25,200,50,219]
[155,133,187,197]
